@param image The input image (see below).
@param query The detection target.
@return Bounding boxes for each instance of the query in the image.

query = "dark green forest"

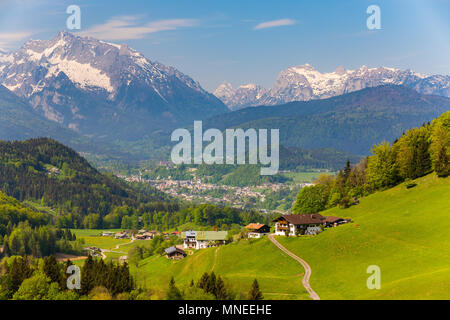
[0,138,170,216]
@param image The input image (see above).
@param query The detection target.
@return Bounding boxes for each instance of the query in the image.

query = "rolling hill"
[130,172,449,300]
[0,138,169,217]
[278,173,450,299]
[131,237,311,300]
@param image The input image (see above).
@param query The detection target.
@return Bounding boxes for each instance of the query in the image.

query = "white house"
[182,231,228,249]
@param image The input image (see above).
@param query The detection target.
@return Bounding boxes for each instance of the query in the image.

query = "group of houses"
[243,213,349,238]
[101,229,182,240]
[143,213,350,261]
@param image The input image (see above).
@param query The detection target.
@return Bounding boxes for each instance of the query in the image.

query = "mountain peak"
[0,32,227,137]
[334,65,347,75]
[291,63,317,72]
[56,30,76,39]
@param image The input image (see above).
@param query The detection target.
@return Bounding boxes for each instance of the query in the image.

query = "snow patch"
[46,57,114,92]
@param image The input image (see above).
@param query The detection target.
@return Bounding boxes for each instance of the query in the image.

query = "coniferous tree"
[2,236,10,257]
[215,276,228,300]
[343,160,351,181]
[197,272,210,291]
[9,256,33,294]
[81,255,95,295]
[207,272,216,296]
[166,277,183,300]
[43,255,62,285]
[248,279,263,300]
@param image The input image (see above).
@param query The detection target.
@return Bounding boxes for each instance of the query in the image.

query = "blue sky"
[0,0,449,91]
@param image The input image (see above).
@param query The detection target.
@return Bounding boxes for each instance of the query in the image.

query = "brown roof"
[245,223,267,230]
[273,214,325,225]
[325,216,343,223]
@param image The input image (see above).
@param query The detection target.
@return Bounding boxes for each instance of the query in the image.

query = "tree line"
[0,254,134,300]
[166,272,263,300]
[0,221,83,258]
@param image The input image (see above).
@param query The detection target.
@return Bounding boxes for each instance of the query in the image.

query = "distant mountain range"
[206,85,450,155]
[0,31,228,140]
[214,64,450,110]
[1,32,449,161]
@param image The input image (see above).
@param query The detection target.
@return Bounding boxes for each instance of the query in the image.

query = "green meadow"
[278,173,450,299]
[128,173,449,300]
[68,173,449,300]
[130,238,310,300]
[281,171,336,184]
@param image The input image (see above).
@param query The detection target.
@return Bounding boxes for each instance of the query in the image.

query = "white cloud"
[253,18,297,30]
[79,16,198,41]
[0,31,33,49]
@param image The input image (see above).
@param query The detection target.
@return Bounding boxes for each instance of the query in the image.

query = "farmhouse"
[273,214,325,236]
[182,231,228,249]
[165,246,186,260]
[245,223,270,238]
[115,231,129,239]
[273,214,350,236]
[135,232,154,240]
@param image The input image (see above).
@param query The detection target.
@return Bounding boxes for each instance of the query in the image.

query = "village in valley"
[118,165,316,211]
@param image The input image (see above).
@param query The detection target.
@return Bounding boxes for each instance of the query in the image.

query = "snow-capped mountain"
[0,31,227,138]
[214,83,267,111]
[215,64,450,110]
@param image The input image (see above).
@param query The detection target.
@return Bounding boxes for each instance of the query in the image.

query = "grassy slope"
[131,238,310,300]
[278,173,450,299]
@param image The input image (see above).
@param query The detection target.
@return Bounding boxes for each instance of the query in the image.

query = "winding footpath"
[268,234,321,300]
[100,237,136,260]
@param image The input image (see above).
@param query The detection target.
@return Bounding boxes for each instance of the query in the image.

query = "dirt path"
[101,237,135,260]
[211,247,220,271]
[268,234,320,300]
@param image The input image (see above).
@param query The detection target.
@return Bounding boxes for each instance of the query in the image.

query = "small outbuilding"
[165,246,186,260]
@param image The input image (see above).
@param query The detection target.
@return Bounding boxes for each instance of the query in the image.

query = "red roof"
[245,223,266,230]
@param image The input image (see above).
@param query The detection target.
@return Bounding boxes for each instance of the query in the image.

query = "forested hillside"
[293,111,450,214]
[0,138,169,218]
